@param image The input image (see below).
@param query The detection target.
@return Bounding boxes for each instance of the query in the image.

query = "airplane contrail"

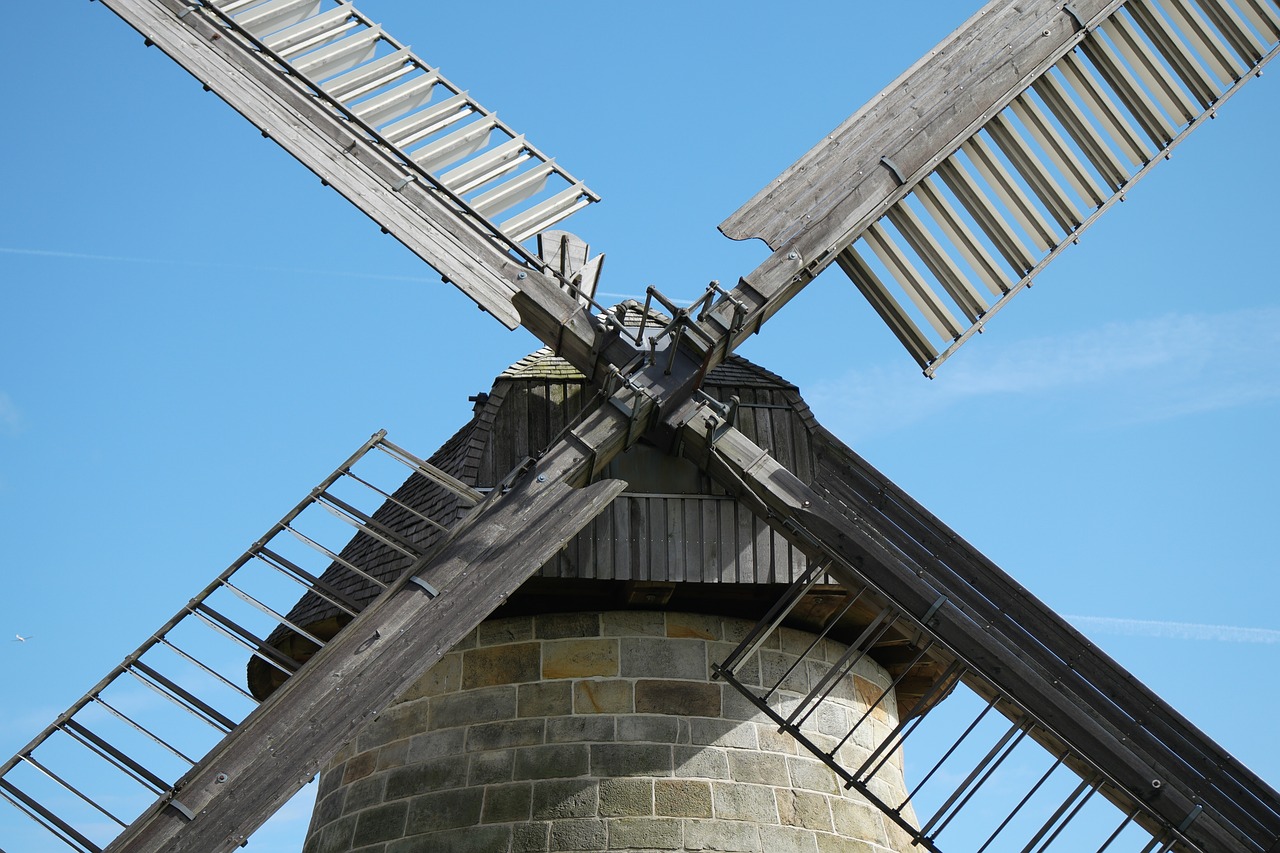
[0,247,438,283]
[1067,615,1280,644]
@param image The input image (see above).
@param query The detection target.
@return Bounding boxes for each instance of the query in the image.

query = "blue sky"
[1,1,1276,850]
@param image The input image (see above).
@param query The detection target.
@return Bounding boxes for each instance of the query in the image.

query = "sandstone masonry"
[302,612,917,853]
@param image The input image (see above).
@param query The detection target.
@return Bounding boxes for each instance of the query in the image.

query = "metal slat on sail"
[469,161,556,220]
[349,73,440,127]
[1007,93,1108,206]
[289,27,380,79]
[862,223,965,340]
[232,0,321,39]
[886,202,989,321]
[984,113,1085,231]
[320,47,413,101]
[1107,13,1201,122]
[1127,0,1221,107]
[1031,73,1132,191]
[1079,31,1178,146]
[935,157,1037,275]
[1155,0,1249,83]
[1198,0,1269,61]
[913,176,1012,297]
[409,117,496,173]
[836,247,938,368]
[261,4,357,57]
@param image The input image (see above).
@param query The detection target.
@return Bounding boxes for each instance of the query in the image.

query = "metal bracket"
[167,797,196,822]
[880,156,907,186]
[1063,2,1086,30]
[1177,804,1204,833]
[391,175,416,192]
[407,576,439,598]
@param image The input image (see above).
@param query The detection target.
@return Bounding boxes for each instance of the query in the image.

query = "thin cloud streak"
[1068,615,1280,644]
[0,246,438,284]
[807,307,1280,441]
[0,392,20,433]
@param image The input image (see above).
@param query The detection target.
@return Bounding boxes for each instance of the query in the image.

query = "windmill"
[0,0,1274,845]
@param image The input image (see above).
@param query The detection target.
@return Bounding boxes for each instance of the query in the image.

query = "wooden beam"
[104,418,630,853]
[677,410,1273,853]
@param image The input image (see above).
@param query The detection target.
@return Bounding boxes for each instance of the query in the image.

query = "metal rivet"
[215,773,229,784]
[536,474,546,482]
[517,271,528,280]
[787,251,798,260]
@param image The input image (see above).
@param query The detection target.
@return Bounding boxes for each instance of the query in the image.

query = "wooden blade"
[95,0,599,334]
[103,428,627,853]
[675,404,1280,853]
[704,0,1278,374]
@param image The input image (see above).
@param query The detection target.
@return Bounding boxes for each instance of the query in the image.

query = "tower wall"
[303,612,916,853]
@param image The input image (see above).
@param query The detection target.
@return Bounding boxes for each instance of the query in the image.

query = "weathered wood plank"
[106,435,627,853]
[678,410,1276,853]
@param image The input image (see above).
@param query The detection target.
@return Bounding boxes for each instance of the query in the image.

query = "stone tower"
[250,305,940,853]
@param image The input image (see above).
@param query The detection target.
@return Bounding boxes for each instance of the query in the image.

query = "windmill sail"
[719,0,1279,373]
[94,0,599,330]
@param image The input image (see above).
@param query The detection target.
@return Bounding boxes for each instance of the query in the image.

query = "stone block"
[479,616,535,646]
[816,833,876,853]
[404,787,484,834]
[537,612,601,639]
[514,743,591,780]
[853,675,891,723]
[407,727,466,763]
[519,680,574,717]
[608,816,684,849]
[688,718,758,750]
[666,612,721,640]
[375,739,410,772]
[512,821,551,853]
[389,825,511,853]
[682,818,762,852]
[574,679,633,714]
[654,780,713,818]
[598,778,654,817]
[462,642,541,689]
[317,764,345,800]
[711,782,778,823]
[760,650,809,694]
[315,789,346,825]
[398,653,460,702]
[829,799,888,846]
[467,718,546,751]
[787,756,840,795]
[342,775,386,814]
[616,713,680,744]
[720,688,768,723]
[758,824,821,853]
[591,742,673,778]
[429,685,516,730]
[727,751,788,785]
[619,638,707,680]
[547,714,616,744]
[483,782,533,823]
[601,610,665,637]
[550,818,607,850]
[385,755,467,799]
[533,779,599,820]
[543,639,620,679]
[359,700,431,752]
[635,680,721,717]
[303,813,355,853]
[351,801,408,847]
[755,724,799,756]
[776,789,833,833]
[468,749,515,786]
[342,750,378,785]
[674,746,730,780]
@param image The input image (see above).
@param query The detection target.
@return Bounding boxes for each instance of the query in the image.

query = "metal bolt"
[215,773,229,784]
[536,473,546,483]
[1151,779,1163,789]
[517,271,527,280]
[1043,28,1051,35]
[787,251,798,261]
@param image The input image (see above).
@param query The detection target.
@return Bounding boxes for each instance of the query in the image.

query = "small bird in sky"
[14,634,33,642]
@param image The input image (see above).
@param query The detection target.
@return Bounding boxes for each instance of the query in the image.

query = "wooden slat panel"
[887,200,990,321]
[863,223,965,339]
[836,247,937,370]
[935,158,1037,274]
[1031,73,1132,190]
[1056,51,1154,165]
[1107,14,1200,122]
[1155,0,1249,83]
[1080,27,1179,145]
[913,177,1012,296]
[985,113,1085,232]
[962,135,1060,251]
[1127,0,1221,107]
[1008,93,1109,206]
